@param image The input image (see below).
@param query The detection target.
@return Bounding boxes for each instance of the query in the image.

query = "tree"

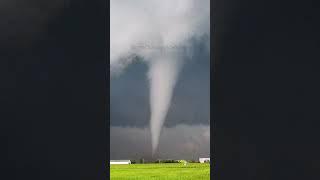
[139,158,144,164]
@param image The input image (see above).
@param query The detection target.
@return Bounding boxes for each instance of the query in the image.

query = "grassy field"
[110,163,210,180]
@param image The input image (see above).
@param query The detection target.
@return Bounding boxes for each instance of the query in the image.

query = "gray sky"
[110,43,210,160]
[110,45,210,127]
[110,125,210,160]
[110,0,210,160]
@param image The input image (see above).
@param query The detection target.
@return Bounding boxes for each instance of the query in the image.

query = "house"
[199,158,210,163]
[110,160,131,165]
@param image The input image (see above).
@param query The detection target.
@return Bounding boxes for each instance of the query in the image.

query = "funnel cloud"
[148,57,184,154]
[110,0,209,154]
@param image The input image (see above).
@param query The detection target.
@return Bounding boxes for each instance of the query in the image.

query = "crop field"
[110,163,210,180]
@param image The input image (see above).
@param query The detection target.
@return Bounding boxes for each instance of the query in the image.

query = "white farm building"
[199,158,210,163]
[110,160,131,165]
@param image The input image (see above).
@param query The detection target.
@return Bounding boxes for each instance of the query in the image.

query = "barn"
[199,158,210,163]
[110,160,131,165]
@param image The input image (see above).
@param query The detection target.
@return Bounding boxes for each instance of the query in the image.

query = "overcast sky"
[110,1,210,159]
[110,49,210,160]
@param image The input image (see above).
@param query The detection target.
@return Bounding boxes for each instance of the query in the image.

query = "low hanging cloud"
[110,125,210,160]
[110,57,210,127]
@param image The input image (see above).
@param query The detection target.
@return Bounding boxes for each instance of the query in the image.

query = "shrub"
[178,160,187,164]
[155,159,179,163]
[131,160,136,164]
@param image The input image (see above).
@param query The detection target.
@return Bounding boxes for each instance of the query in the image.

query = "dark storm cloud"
[110,40,210,160]
[110,38,210,127]
[110,125,210,160]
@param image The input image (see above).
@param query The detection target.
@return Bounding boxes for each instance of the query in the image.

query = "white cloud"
[110,0,210,74]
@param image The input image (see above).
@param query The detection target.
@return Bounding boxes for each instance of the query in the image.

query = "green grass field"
[110,163,210,180]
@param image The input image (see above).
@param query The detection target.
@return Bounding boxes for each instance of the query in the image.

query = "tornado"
[110,0,210,155]
[148,57,183,154]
